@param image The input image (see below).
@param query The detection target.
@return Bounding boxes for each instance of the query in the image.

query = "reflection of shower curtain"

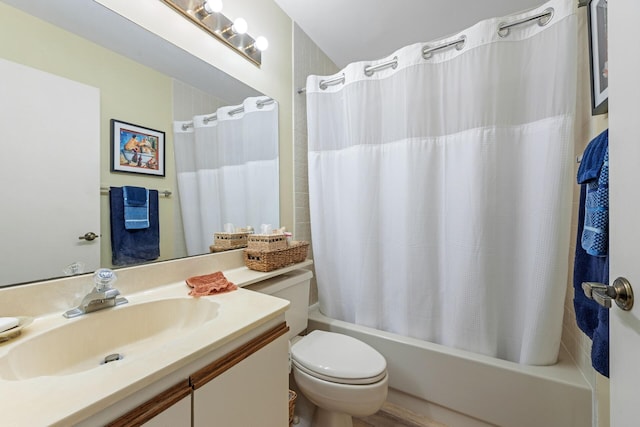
[174,96,279,256]
[306,0,577,365]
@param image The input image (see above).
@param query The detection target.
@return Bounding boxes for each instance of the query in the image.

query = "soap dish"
[0,316,33,343]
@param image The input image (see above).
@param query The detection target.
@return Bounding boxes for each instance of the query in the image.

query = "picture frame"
[587,0,608,115]
[111,119,165,176]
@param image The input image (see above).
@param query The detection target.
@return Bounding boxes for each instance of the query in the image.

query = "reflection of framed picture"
[111,119,165,176]
[587,0,608,115]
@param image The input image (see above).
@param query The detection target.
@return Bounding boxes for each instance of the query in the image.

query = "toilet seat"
[291,330,387,385]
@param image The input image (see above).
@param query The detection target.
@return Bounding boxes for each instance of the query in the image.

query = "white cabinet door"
[193,333,289,427]
[143,395,191,427]
[609,1,640,426]
[102,380,192,427]
[0,58,100,286]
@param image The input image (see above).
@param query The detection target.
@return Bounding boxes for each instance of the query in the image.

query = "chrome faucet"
[63,269,128,318]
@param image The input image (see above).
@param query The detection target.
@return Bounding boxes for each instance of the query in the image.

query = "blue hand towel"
[577,130,608,257]
[577,130,608,183]
[123,186,149,230]
[573,186,606,339]
[110,187,160,266]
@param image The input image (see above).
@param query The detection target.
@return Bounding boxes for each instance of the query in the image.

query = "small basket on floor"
[243,241,309,272]
[288,389,297,426]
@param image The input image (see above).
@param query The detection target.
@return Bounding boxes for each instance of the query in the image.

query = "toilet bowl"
[246,270,388,427]
[291,330,388,427]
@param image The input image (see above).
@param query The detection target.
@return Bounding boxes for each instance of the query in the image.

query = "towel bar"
[100,187,172,198]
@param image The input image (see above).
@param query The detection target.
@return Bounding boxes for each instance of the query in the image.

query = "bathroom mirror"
[0,0,280,287]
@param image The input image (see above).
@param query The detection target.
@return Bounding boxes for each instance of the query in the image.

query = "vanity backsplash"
[0,250,247,318]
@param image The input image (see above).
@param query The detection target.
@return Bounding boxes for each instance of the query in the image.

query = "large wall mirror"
[0,0,280,287]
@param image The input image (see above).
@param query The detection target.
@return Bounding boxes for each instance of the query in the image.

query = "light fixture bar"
[161,0,263,66]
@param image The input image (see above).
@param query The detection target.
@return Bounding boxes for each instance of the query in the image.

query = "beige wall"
[0,3,175,268]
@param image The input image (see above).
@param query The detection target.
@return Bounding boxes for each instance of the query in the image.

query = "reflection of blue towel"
[577,130,608,256]
[110,187,160,266]
[123,186,149,230]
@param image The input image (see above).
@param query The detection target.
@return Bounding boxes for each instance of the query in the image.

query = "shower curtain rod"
[297,7,560,94]
[181,98,274,130]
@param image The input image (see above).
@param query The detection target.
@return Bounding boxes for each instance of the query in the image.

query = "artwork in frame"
[587,0,608,115]
[111,119,165,176]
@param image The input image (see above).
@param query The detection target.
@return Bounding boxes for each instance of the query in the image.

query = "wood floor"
[353,402,447,427]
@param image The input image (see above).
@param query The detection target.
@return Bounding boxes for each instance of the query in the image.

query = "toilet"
[246,269,388,427]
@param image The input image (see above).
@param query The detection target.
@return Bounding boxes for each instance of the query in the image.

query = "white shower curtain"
[306,0,577,365]
[174,96,279,256]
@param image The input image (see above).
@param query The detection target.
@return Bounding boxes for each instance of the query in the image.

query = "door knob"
[582,277,634,311]
[78,232,99,241]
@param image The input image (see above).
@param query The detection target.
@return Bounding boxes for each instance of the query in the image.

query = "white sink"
[0,297,219,380]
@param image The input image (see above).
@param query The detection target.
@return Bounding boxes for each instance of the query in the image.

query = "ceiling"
[274,0,550,68]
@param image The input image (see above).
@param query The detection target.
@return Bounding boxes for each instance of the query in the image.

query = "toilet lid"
[291,330,387,385]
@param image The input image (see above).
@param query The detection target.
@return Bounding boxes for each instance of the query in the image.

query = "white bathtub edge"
[308,303,592,427]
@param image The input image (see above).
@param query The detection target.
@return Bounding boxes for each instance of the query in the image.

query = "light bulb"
[232,17,248,34]
[203,0,223,14]
[255,36,269,51]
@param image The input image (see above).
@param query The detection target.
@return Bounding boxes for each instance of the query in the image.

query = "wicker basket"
[247,233,288,251]
[288,390,297,427]
[209,244,245,253]
[213,232,250,250]
[243,241,309,272]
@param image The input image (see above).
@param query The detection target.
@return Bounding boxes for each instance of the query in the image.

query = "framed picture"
[111,119,165,176]
[587,0,608,115]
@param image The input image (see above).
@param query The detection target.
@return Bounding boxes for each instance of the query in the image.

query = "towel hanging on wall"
[573,129,609,377]
[110,187,160,266]
[123,186,150,230]
[577,130,609,256]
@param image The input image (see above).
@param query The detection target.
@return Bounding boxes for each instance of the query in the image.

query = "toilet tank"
[245,269,312,339]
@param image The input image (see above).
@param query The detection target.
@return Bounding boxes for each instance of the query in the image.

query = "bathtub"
[307,304,591,427]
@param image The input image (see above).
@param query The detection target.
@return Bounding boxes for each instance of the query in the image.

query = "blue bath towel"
[573,186,609,376]
[110,187,160,266]
[577,130,608,257]
[573,186,606,339]
[592,288,610,377]
[123,186,149,230]
[577,130,608,183]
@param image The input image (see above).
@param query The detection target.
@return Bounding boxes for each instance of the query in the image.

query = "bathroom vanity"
[0,250,312,426]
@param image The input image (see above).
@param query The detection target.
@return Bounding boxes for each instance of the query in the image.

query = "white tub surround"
[0,250,312,426]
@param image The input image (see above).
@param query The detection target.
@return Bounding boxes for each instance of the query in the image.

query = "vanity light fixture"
[231,17,248,35]
[161,0,268,66]
[203,0,223,14]
[246,36,269,53]
[194,0,222,19]
[220,17,247,37]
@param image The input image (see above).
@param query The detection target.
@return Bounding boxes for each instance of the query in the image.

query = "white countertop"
[0,262,312,426]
